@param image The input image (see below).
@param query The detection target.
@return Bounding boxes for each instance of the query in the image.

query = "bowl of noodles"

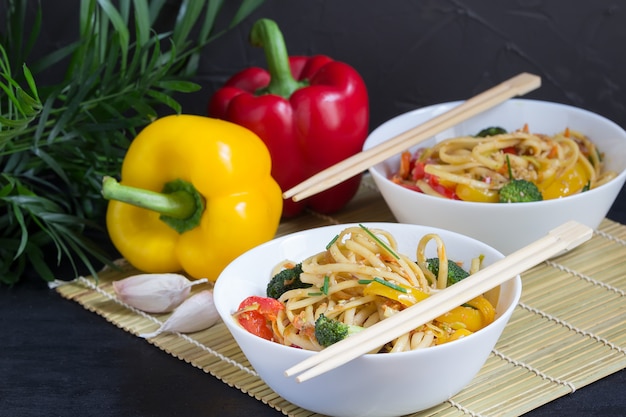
[214,222,522,417]
[364,99,626,254]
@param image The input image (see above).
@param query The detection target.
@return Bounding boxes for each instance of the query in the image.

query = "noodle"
[266,225,496,353]
[392,126,617,201]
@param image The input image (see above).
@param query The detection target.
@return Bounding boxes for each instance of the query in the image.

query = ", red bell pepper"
[208,18,369,217]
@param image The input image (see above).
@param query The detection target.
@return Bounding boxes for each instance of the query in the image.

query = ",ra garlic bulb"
[139,290,219,338]
[112,273,208,313]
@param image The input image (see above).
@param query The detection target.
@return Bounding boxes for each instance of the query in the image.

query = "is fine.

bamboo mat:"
[55,176,626,417]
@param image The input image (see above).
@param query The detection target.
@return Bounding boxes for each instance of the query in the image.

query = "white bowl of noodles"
[214,222,521,417]
[364,99,626,254]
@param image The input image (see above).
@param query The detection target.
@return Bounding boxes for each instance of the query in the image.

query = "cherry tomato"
[397,182,423,192]
[428,175,459,200]
[235,296,284,341]
[502,146,517,154]
[411,161,427,181]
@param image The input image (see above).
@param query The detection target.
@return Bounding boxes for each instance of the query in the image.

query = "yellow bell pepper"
[538,160,589,199]
[101,115,283,281]
[362,279,429,307]
[437,328,473,345]
[455,183,500,203]
[435,295,495,332]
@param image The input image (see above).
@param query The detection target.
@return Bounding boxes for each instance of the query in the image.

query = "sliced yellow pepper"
[435,295,495,332]
[465,294,496,325]
[438,329,473,344]
[102,115,283,281]
[436,306,483,332]
[362,279,429,307]
[455,183,500,203]
[538,160,589,199]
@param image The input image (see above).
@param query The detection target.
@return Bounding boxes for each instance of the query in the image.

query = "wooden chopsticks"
[282,72,541,202]
[284,220,592,383]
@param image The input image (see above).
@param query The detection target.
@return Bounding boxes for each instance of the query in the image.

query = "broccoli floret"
[498,154,543,203]
[266,263,310,299]
[475,126,507,137]
[499,179,543,203]
[425,257,470,286]
[314,314,364,347]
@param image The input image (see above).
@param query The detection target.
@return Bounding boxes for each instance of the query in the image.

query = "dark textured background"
[195,0,626,132]
[29,0,626,132]
[191,0,626,231]
[2,1,626,416]
[190,0,626,230]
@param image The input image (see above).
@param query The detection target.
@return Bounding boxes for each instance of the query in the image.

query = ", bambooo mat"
[55,177,626,417]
